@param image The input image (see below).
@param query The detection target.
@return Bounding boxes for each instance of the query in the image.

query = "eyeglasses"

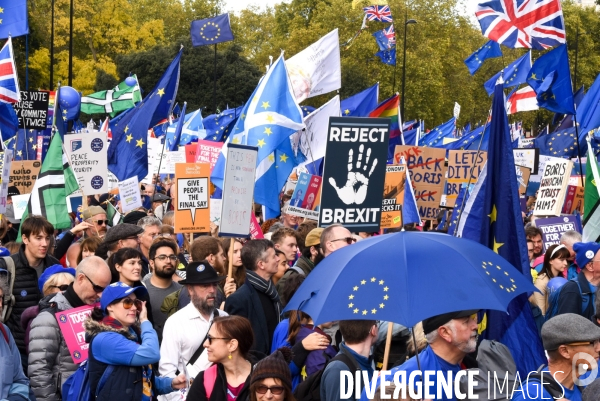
[154,255,178,262]
[92,219,109,226]
[206,334,230,345]
[255,385,285,395]
[121,298,143,310]
[567,340,600,347]
[123,236,140,242]
[83,274,105,293]
[49,284,69,291]
[330,237,357,245]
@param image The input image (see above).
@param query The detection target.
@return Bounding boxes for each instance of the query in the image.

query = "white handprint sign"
[328,144,378,205]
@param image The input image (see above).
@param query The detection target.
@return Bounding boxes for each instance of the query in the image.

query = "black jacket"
[556,271,596,320]
[187,362,252,401]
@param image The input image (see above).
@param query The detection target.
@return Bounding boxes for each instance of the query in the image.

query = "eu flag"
[341,83,379,117]
[166,101,186,151]
[464,40,502,75]
[420,117,456,147]
[526,44,575,115]
[191,14,234,47]
[0,0,29,39]
[373,29,393,51]
[375,48,396,66]
[484,51,531,95]
[457,78,546,376]
[203,106,243,142]
[533,126,578,158]
[108,50,181,181]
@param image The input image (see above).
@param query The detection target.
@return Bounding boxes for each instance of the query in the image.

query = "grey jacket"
[28,292,79,401]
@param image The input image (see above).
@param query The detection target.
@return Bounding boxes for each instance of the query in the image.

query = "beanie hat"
[574,242,600,268]
[250,347,293,389]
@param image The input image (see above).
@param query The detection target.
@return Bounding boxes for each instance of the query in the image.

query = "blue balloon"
[125,76,137,87]
[547,277,568,293]
[58,86,81,120]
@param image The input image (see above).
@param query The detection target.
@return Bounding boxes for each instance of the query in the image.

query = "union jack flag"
[384,25,396,46]
[0,38,20,104]
[476,0,565,49]
[363,5,393,23]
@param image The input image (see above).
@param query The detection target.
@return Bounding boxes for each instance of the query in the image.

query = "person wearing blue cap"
[555,242,600,320]
[84,281,186,401]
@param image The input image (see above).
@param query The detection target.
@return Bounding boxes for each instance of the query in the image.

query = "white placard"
[533,158,573,216]
[142,137,162,185]
[160,151,186,174]
[118,176,143,213]
[513,148,539,175]
[219,144,258,237]
[12,194,30,220]
[210,198,222,226]
[0,150,13,214]
[453,102,461,119]
[64,132,108,195]
[107,172,118,192]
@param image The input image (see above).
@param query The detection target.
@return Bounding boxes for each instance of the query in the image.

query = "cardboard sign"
[14,90,50,129]
[444,150,487,208]
[118,176,143,213]
[0,151,12,214]
[55,304,96,363]
[534,158,573,216]
[319,117,390,231]
[536,216,582,251]
[516,166,531,196]
[287,172,321,220]
[528,155,563,196]
[380,165,406,229]
[64,132,108,195]
[513,148,539,175]
[195,140,224,172]
[219,144,258,237]
[562,185,584,214]
[174,163,211,233]
[393,145,447,220]
[9,160,41,195]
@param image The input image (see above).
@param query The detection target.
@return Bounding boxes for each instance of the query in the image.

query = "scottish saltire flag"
[583,136,600,242]
[506,85,538,114]
[0,0,29,39]
[457,78,546,376]
[464,40,502,75]
[484,51,531,95]
[0,102,18,141]
[476,0,565,49]
[108,50,181,181]
[373,25,395,50]
[526,44,574,114]
[166,102,187,151]
[402,166,421,225]
[0,37,20,103]
[363,5,393,22]
[165,106,205,147]
[341,83,379,117]
[211,54,304,196]
[191,14,234,46]
[421,117,456,147]
[203,106,243,141]
[369,94,401,138]
[80,75,142,116]
[18,134,79,232]
[375,48,396,65]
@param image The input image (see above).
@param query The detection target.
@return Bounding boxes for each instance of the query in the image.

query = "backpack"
[545,278,592,322]
[0,256,16,322]
[62,359,115,401]
[293,348,360,401]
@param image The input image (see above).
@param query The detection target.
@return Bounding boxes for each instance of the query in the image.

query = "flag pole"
[68,0,74,86]
[213,44,217,114]
[573,29,585,187]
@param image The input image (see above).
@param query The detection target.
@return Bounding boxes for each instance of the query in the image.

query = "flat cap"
[423,310,479,334]
[152,193,171,203]
[122,210,147,225]
[542,313,600,351]
[82,206,106,220]
[103,223,143,244]
[305,228,324,247]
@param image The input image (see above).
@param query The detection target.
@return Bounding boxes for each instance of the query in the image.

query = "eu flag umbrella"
[284,231,537,327]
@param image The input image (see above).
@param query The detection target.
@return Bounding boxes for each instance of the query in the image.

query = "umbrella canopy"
[284,231,536,327]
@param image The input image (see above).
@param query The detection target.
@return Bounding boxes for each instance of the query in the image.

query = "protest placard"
[393,145,447,220]
[160,151,186,174]
[12,194,30,220]
[0,151,13,215]
[210,198,222,226]
[527,155,562,196]
[174,163,211,233]
[516,166,531,196]
[250,214,265,239]
[562,185,584,214]
[9,160,41,195]
[536,216,582,251]
[194,140,224,172]
[55,304,96,363]
[533,158,573,216]
[319,117,390,231]
[513,148,539,174]
[287,172,321,220]
[219,144,258,237]
[444,150,487,208]
[64,132,108,195]
[14,90,50,129]
[380,165,406,229]
[142,137,162,185]
[118,176,143,213]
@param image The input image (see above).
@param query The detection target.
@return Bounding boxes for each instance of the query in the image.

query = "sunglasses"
[83,274,105,293]
[154,254,178,262]
[121,298,143,310]
[206,334,230,345]
[92,219,109,226]
[330,237,357,245]
[49,284,69,291]
[256,385,285,395]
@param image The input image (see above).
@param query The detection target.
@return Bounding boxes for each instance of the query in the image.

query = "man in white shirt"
[159,260,227,400]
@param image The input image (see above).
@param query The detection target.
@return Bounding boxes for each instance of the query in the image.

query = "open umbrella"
[284,231,536,327]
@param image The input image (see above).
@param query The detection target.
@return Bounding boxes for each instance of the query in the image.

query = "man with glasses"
[145,239,181,342]
[512,313,600,400]
[82,206,109,238]
[137,216,162,277]
[320,223,356,257]
[556,242,600,320]
[28,256,111,401]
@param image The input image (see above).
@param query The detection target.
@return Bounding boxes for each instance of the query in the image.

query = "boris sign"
[444,150,486,208]
[56,304,96,363]
[319,117,390,231]
[14,90,50,129]
[393,145,447,220]
[533,158,572,216]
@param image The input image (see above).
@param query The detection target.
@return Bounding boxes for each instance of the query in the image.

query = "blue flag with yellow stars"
[203,106,243,142]
[375,48,396,66]
[457,78,546,377]
[484,51,531,96]
[533,126,579,158]
[420,117,456,147]
[464,40,502,75]
[108,50,181,182]
[0,0,29,39]
[190,14,234,47]
[526,44,575,115]
[341,83,379,117]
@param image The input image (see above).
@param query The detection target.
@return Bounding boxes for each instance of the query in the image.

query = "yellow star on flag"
[0,7,4,12]
[361,280,366,285]
[232,137,241,144]
[32,144,37,150]
[257,138,266,148]
[362,310,367,315]
[264,127,272,136]
[261,101,270,110]
[265,114,275,123]
[344,109,350,115]
[268,154,275,162]
[136,138,145,148]
[353,308,359,314]
[157,88,165,96]
[124,125,129,133]
[492,237,504,254]
[126,134,133,143]
[371,277,376,282]
[16,150,22,156]
[488,205,497,223]
[279,153,288,163]
[379,303,385,308]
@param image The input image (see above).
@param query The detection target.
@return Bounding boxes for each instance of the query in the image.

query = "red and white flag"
[507,86,538,115]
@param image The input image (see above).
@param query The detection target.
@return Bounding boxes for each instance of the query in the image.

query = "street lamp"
[401,18,417,122]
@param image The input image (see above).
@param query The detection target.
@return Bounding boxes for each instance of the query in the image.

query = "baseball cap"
[100,282,148,312]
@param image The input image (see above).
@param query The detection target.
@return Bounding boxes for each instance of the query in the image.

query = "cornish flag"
[506,86,538,114]
[363,5,393,22]
[0,37,20,104]
[80,75,142,116]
